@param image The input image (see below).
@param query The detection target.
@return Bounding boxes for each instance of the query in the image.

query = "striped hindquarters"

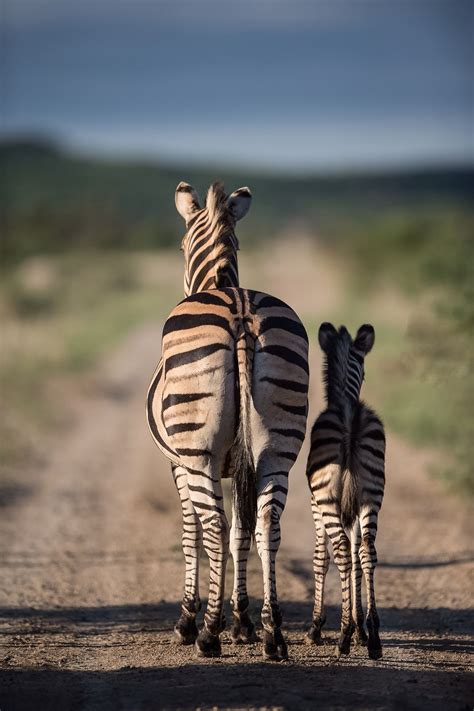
[147,287,309,486]
[306,403,386,526]
[251,291,309,464]
[353,403,386,510]
[158,289,239,468]
[306,408,344,518]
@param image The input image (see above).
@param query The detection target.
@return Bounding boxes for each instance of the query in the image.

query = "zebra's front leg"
[360,507,382,659]
[255,474,288,661]
[351,518,368,645]
[307,502,329,645]
[172,465,202,645]
[230,507,257,643]
[186,469,229,658]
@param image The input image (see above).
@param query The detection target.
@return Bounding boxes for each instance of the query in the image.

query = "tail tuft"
[232,419,257,536]
[341,468,359,529]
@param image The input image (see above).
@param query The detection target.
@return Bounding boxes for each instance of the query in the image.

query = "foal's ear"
[318,322,337,352]
[227,187,252,221]
[175,182,201,223]
[354,324,375,354]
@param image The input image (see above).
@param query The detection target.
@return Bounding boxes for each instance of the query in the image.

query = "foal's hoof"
[263,629,288,661]
[231,612,258,644]
[368,644,383,660]
[306,624,324,646]
[195,629,221,658]
[173,616,199,645]
[335,640,350,657]
[353,625,368,646]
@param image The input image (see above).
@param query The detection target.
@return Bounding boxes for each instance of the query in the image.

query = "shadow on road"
[0,660,471,711]
[1,601,472,710]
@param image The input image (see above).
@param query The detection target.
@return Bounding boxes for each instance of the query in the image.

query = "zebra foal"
[147,182,309,660]
[306,322,385,659]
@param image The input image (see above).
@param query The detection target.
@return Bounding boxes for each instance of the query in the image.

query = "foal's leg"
[360,504,383,659]
[320,499,354,656]
[172,464,202,644]
[230,502,257,643]
[307,502,330,644]
[351,518,368,645]
[186,467,229,657]
[255,470,289,661]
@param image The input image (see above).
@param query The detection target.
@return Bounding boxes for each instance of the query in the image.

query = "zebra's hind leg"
[320,503,353,657]
[307,502,329,645]
[186,468,229,658]
[360,506,382,659]
[230,506,257,644]
[172,465,202,645]
[351,518,368,645]
[255,473,288,662]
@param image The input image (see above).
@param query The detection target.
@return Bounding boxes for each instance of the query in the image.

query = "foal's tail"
[340,468,359,529]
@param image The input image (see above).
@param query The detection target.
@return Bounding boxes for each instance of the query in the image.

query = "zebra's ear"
[318,322,337,352]
[354,324,375,354]
[227,187,252,221]
[175,182,201,223]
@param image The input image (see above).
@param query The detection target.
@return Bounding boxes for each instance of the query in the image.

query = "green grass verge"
[0,251,183,465]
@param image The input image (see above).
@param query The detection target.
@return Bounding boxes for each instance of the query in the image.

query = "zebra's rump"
[147,286,309,471]
[306,403,385,519]
[352,403,385,506]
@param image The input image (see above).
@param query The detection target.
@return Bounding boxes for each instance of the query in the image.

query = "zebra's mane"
[205,181,228,219]
[322,326,353,405]
[204,182,239,255]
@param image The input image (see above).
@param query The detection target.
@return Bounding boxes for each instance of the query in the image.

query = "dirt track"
[1,317,473,710]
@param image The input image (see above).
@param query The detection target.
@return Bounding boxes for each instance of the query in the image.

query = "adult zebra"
[147,182,309,660]
[306,323,385,659]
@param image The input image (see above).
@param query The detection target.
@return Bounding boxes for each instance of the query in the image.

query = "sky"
[2,0,473,170]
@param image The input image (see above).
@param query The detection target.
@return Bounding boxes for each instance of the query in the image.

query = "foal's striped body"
[147,183,309,659]
[306,323,385,659]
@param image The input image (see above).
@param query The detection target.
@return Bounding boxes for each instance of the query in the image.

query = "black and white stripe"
[306,322,385,659]
[147,182,309,660]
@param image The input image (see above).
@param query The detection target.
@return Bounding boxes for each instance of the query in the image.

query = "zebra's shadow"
[1,599,472,639]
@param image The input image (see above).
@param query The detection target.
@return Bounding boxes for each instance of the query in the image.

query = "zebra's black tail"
[232,323,257,536]
[341,467,359,529]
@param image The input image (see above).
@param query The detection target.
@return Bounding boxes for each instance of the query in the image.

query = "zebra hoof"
[306,624,324,645]
[353,626,368,646]
[335,630,352,657]
[231,613,258,644]
[368,634,383,660]
[173,616,199,645]
[368,644,383,660]
[367,614,382,659]
[263,629,288,661]
[195,629,221,658]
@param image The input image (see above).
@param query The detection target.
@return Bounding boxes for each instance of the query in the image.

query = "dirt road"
[1,318,473,710]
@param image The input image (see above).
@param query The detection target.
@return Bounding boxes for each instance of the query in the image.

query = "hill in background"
[1,137,473,260]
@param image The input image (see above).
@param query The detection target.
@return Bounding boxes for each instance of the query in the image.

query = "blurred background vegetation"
[1,138,473,493]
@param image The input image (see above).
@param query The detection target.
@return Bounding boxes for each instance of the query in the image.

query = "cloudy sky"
[2,0,473,170]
